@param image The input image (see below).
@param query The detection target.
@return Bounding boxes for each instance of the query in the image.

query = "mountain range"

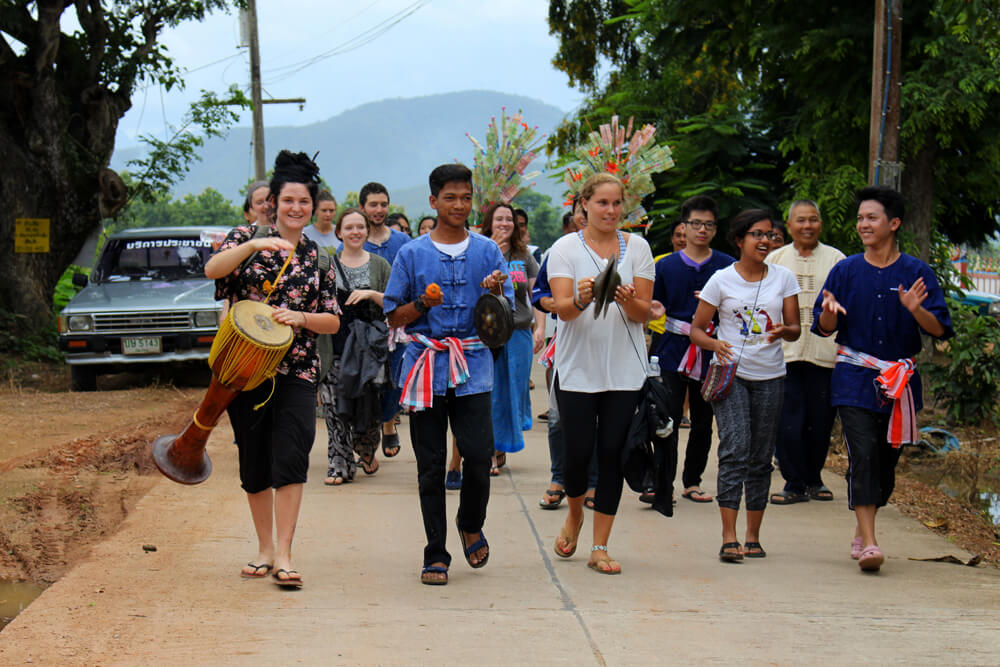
[111,90,571,217]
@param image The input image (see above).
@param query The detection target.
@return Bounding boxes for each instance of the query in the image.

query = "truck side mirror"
[72,273,89,288]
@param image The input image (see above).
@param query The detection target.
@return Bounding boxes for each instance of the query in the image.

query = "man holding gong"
[383,163,513,586]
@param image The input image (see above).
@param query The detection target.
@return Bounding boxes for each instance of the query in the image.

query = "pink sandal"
[850,537,863,560]
[858,545,884,572]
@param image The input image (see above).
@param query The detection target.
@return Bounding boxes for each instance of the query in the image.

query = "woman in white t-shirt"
[547,173,655,575]
[691,209,801,562]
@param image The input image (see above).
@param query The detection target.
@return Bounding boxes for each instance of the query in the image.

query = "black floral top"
[214,224,340,384]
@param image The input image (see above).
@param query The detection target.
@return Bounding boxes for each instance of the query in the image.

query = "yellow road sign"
[15,218,50,253]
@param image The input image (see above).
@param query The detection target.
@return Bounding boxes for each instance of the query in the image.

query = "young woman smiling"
[319,208,392,485]
[690,209,801,562]
[481,201,539,473]
[205,151,341,588]
[547,172,655,575]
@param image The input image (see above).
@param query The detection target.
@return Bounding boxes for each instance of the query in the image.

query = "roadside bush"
[924,298,1000,427]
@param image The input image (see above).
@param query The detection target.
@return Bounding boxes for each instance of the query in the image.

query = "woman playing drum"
[205,151,340,588]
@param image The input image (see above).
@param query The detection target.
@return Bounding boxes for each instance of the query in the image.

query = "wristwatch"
[414,296,430,315]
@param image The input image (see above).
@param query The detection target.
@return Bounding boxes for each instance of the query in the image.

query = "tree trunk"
[0,54,123,334]
[901,141,936,263]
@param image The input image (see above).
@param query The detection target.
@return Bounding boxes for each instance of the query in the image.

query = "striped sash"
[537,333,556,369]
[400,334,485,412]
[837,345,917,447]
[663,316,714,381]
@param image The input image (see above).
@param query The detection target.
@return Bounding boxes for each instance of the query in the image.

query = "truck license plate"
[122,336,162,355]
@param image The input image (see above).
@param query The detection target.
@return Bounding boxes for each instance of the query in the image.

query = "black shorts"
[227,374,317,493]
[838,406,903,509]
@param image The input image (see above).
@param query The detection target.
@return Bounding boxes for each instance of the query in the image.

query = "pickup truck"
[58,226,229,391]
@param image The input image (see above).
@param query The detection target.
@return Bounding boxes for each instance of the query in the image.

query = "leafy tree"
[547,0,1000,260]
[925,299,1000,426]
[0,1,241,333]
[108,174,243,236]
[514,189,563,251]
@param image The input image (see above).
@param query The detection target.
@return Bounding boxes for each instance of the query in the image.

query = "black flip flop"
[539,488,566,509]
[808,485,834,501]
[382,432,400,458]
[272,568,303,588]
[770,490,809,505]
[681,488,714,503]
[360,456,379,476]
[719,542,743,562]
[743,541,767,558]
[584,496,596,510]
[241,562,273,578]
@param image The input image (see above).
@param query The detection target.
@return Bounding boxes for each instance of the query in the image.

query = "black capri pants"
[227,373,317,493]
[839,406,903,509]
[554,375,640,515]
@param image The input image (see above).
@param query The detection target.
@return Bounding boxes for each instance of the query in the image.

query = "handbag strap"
[726,263,767,367]
[332,253,353,291]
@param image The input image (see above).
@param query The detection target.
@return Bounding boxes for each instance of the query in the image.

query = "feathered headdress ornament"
[563,116,674,228]
[467,108,546,224]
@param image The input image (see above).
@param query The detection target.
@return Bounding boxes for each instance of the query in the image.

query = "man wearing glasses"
[647,196,735,516]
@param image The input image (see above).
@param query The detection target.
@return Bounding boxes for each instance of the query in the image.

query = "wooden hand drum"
[153,301,293,484]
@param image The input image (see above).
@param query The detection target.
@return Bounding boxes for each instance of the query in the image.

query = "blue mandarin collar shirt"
[811,253,953,413]
[652,250,735,373]
[364,228,411,265]
[383,233,514,396]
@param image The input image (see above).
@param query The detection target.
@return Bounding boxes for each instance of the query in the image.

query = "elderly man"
[767,200,845,504]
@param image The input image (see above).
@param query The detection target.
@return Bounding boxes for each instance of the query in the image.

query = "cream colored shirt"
[766,241,846,368]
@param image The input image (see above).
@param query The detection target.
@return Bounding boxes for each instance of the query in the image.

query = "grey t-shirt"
[506,249,539,329]
[303,225,342,251]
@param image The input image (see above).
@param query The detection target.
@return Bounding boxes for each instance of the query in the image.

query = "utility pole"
[243,0,306,181]
[868,0,902,188]
[247,0,266,181]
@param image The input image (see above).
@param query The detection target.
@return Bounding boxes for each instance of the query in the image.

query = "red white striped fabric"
[663,317,714,381]
[836,345,917,447]
[399,334,484,412]
[387,326,411,352]
[538,333,556,369]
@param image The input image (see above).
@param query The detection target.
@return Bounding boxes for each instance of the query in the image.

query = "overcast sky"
[116,0,584,149]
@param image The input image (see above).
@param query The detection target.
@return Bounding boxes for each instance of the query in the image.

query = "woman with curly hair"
[206,150,341,588]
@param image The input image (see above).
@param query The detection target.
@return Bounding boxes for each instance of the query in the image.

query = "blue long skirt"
[492,328,533,453]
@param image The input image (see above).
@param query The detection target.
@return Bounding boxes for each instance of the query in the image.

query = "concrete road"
[2,368,998,665]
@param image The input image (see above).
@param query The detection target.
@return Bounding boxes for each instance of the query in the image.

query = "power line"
[262,1,427,85]
[183,50,246,75]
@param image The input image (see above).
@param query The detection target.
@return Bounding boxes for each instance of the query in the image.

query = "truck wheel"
[71,366,98,392]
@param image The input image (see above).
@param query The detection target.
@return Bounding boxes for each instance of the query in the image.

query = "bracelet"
[301,312,307,328]
[573,296,585,311]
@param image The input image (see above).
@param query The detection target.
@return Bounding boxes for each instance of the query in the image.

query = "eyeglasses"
[746,230,779,241]
[685,219,717,230]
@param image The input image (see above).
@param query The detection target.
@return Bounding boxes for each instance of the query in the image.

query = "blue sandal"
[456,517,489,569]
[421,565,448,585]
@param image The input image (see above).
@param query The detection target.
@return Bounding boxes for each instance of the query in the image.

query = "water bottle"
[647,356,673,438]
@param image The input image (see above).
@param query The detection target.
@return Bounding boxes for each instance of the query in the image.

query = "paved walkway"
[2,367,999,665]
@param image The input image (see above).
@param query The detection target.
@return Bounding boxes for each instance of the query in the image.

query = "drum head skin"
[591,255,622,319]
[230,300,293,348]
[474,293,514,348]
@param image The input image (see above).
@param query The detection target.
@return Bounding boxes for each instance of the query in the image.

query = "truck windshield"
[98,237,214,282]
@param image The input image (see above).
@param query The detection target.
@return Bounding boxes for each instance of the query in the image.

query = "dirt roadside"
[0,360,200,585]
